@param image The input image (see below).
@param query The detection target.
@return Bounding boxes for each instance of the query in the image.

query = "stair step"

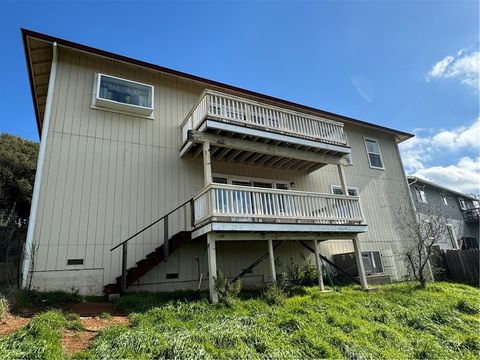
[103,231,194,294]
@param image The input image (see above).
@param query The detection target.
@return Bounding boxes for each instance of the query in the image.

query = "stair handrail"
[110,198,193,252]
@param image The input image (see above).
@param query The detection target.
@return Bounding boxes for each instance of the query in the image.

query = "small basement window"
[93,73,154,118]
[364,138,384,169]
[361,251,383,275]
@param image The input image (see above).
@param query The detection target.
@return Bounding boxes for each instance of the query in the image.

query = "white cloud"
[400,118,480,194]
[426,49,480,90]
[414,157,480,194]
[427,55,455,79]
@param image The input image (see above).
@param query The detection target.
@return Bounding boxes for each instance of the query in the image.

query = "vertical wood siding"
[32,48,413,293]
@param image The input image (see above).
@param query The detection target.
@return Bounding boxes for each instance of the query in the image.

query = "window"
[415,186,427,203]
[93,73,154,117]
[441,194,448,205]
[446,225,459,249]
[331,185,358,196]
[213,177,228,184]
[361,251,383,275]
[458,198,467,210]
[364,138,384,169]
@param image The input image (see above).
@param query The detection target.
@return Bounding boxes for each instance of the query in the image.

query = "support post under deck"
[313,239,325,291]
[267,239,276,283]
[352,235,369,290]
[337,164,348,195]
[207,234,218,303]
[203,141,212,186]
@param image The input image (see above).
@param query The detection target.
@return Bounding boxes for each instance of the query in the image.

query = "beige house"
[22,29,415,302]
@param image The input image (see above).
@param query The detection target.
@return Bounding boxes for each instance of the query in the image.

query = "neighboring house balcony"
[192,183,367,237]
[463,208,480,223]
[180,90,351,172]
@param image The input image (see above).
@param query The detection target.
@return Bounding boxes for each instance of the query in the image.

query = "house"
[21,29,416,302]
[407,176,479,251]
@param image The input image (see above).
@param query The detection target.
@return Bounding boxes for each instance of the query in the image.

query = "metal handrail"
[110,198,193,252]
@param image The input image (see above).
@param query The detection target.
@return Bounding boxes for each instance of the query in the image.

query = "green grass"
[0,310,84,359]
[93,282,480,359]
[1,282,479,359]
[14,289,82,309]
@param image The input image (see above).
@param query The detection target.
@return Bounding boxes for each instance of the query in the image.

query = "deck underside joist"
[181,120,351,172]
[192,221,368,240]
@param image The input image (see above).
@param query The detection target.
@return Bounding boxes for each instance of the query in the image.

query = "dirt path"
[62,316,129,356]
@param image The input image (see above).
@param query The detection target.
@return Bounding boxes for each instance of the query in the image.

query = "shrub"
[286,258,319,286]
[214,271,242,306]
[262,284,287,306]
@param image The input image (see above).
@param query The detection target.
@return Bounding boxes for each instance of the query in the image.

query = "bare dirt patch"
[62,315,129,356]
[0,315,30,336]
[62,330,96,356]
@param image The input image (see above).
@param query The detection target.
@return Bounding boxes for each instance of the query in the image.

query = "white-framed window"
[331,185,358,196]
[92,73,154,118]
[441,194,448,205]
[212,174,290,189]
[361,251,384,275]
[364,138,384,170]
[458,198,467,210]
[446,224,459,249]
[415,186,427,203]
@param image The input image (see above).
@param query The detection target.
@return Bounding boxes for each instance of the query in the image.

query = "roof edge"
[22,28,414,142]
[407,176,478,201]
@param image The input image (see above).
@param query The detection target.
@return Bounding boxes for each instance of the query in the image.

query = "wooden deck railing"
[193,184,364,226]
[182,90,347,146]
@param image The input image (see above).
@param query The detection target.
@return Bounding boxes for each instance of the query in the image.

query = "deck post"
[337,164,348,195]
[313,239,325,291]
[203,141,212,186]
[267,239,276,283]
[207,234,218,303]
[352,235,369,290]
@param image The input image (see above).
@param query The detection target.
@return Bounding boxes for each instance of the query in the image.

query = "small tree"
[395,195,453,288]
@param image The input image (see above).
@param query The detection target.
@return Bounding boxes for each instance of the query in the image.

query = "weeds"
[1,282,479,359]
[14,289,81,309]
[0,310,84,359]
[0,296,9,320]
[262,284,287,306]
[99,312,112,320]
[214,271,242,307]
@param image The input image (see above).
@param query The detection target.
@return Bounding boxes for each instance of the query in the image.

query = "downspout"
[21,42,58,288]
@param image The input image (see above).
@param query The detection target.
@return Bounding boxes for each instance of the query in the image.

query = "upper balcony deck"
[180,90,351,172]
[192,183,367,237]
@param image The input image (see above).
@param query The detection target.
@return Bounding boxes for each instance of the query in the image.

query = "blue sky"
[0,1,478,193]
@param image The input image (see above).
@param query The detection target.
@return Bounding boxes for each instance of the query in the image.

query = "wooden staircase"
[103,231,192,294]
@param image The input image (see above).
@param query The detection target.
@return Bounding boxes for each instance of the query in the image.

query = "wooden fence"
[445,250,479,285]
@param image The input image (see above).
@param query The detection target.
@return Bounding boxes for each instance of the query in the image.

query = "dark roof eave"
[21,28,414,141]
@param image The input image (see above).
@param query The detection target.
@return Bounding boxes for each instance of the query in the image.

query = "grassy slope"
[1,282,479,359]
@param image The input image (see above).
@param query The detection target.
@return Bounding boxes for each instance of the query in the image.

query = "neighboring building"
[407,176,479,250]
[22,29,416,301]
